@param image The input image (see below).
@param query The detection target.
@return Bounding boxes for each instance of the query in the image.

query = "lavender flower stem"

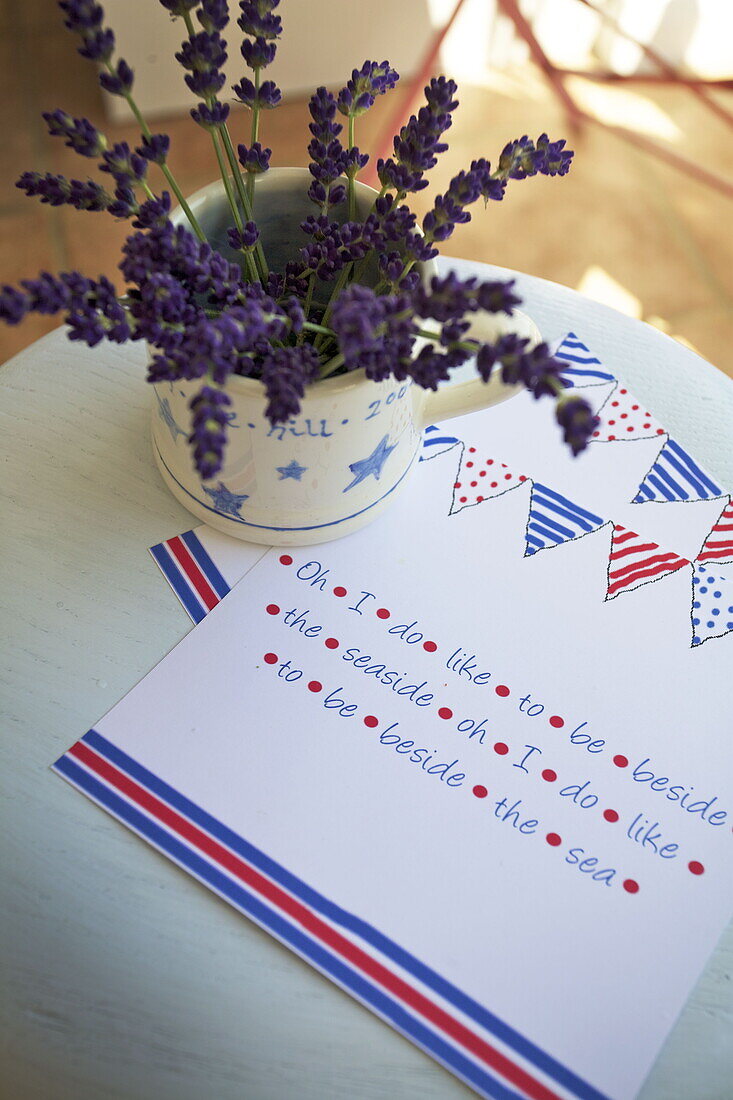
[347,115,355,220]
[217,124,269,280]
[107,64,205,241]
[318,351,345,379]
[210,130,260,283]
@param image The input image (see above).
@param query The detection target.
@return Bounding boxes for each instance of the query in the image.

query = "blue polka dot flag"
[525,483,606,556]
[554,332,616,387]
[691,564,733,646]
[633,437,723,503]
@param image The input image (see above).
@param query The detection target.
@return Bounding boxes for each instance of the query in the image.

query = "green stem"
[211,130,261,283]
[115,79,206,241]
[347,115,356,221]
[298,273,316,345]
[248,69,261,205]
[319,352,345,379]
[302,320,335,337]
[217,124,269,281]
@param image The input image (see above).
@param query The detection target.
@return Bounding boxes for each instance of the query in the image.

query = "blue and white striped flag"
[554,332,616,387]
[633,438,723,503]
[420,424,461,462]
[525,483,606,556]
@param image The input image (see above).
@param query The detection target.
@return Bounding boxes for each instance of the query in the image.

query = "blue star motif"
[203,481,249,517]
[277,459,308,481]
[343,434,397,492]
[155,390,186,442]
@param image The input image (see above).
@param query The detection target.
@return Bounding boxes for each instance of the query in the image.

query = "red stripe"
[610,541,658,561]
[608,558,687,596]
[698,548,733,561]
[167,536,219,611]
[67,741,562,1100]
[611,529,636,544]
[609,552,680,580]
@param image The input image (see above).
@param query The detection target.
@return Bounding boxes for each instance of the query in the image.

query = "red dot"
[688,860,705,876]
[643,423,651,429]
[363,715,379,728]
[603,809,619,823]
[468,447,476,453]
[264,652,278,664]
[493,742,509,755]
[376,608,390,619]
[620,413,628,419]
[656,428,664,435]
[546,832,562,847]
[470,480,477,487]
[495,684,510,697]
[542,768,557,782]
[473,784,488,799]
[490,481,498,488]
[632,404,639,410]
[611,400,619,407]
[487,459,494,465]
[518,475,527,482]
[308,680,323,693]
[438,707,453,720]
[454,482,462,489]
[466,461,474,468]
[423,640,437,653]
[333,586,347,597]
[608,434,616,440]
[504,473,512,480]
[477,495,484,502]
[626,426,634,432]
[460,496,467,503]
[620,388,627,395]
[623,879,639,894]
[549,715,564,728]
[479,470,486,477]
[592,431,599,437]
[614,754,629,768]
[279,554,293,566]
[266,604,280,615]
[325,637,339,649]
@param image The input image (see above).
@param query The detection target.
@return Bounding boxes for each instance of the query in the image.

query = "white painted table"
[2,261,732,1100]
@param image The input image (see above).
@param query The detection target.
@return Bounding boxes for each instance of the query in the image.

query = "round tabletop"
[2,260,732,1100]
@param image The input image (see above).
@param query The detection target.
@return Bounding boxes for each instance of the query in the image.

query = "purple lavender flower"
[307,87,346,209]
[555,393,598,455]
[378,77,458,194]
[159,0,198,13]
[237,142,271,175]
[20,272,71,313]
[17,171,111,211]
[99,58,134,96]
[42,110,106,157]
[189,385,232,478]
[132,192,172,228]
[137,133,170,164]
[175,31,228,98]
[100,141,147,185]
[232,77,281,109]
[498,133,573,180]
[191,100,230,127]
[0,285,29,324]
[197,0,229,32]
[238,0,281,43]
[260,344,320,423]
[228,222,260,250]
[337,61,399,118]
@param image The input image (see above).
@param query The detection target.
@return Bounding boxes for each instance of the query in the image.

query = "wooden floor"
[1,2,732,378]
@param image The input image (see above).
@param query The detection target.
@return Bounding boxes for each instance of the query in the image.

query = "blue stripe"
[52,755,525,1100]
[423,436,459,448]
[555,351,603,366]
[149,544,205,624]
[533,485,604,526]
[180,530,230,599]
[64,730,606,1100]
[661,449,708,499]
[532,498,597,533]
[646,473,676,502]
[666,439,722,495]
[560,367,615,381]
[156,442,420,533]
[654,462,690,501]
[527,521,568,545]
[530,512,576,540]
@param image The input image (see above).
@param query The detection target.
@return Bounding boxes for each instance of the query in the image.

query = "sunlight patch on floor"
[566,79,682,141]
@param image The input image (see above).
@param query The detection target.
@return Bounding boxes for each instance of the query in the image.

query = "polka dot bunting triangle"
[449,444,529,514]
[592,385,666,443]
[691,563,733,646]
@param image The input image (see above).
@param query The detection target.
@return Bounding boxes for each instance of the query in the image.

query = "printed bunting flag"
[696,496,733,565]
[420,424,461,462]
[592,387,666,444]
[606,524,689,599]
[633,437,723,503]
[524,483,606,556]
[554,331,616,386]
[450,445,529,514]
[691,562,733,645]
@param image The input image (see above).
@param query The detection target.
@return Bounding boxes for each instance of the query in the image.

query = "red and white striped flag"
[606,524,689,599]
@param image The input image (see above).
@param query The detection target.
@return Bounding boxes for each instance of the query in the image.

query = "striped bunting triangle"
[691,563,733,646]
[554,332,616,386]
[606,524,689,599]
[420,424,461,462]
[696,496,733,564]
[633,437,724,503]
[524,484,605,556]
[450,445,529,515]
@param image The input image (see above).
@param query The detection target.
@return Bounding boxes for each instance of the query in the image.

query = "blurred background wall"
[1,0,732,371]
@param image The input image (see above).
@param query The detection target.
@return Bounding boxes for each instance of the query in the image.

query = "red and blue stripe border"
[54,730,608,1100]
[150,529,230,623]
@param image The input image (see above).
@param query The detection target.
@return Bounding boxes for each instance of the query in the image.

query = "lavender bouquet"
[0,0,597,479]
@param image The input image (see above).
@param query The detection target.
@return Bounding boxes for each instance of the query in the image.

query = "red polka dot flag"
[450,444,529,515]
[592,385,665,443]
